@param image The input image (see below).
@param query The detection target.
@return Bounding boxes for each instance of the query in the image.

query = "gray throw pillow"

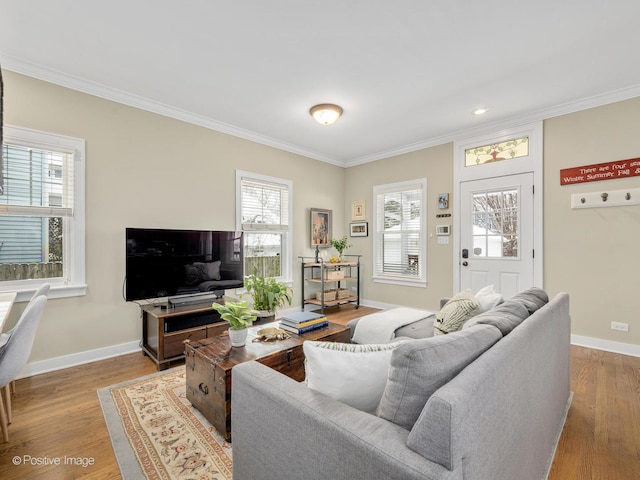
[463,299,530,336]
[376,324,502,430]
[510,287,549,314]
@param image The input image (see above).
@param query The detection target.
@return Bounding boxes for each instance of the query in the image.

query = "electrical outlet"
[610,321,629,332]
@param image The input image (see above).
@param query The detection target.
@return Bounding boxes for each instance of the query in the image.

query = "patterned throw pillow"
[434,290,479,335]
[303,340,401,413]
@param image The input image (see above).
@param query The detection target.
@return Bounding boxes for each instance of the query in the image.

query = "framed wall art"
[438,193,449,209]
[351,200,366,221]
[350,221,368,237]
[310,208,332,247]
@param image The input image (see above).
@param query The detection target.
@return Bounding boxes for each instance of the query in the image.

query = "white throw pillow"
[303,341,400,413]
[475,284,503,313]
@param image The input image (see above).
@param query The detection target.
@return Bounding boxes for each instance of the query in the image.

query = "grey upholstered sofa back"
[407,292,571,478]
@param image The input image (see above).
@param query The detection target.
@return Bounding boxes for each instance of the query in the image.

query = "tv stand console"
[141,300,227,370]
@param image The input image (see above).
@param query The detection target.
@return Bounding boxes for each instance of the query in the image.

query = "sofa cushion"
[303,340,401,413]
[434,290,480,335]
[395,316,436,339]
[510,287,549,314]
[463,299,530,336]
[376,324,502,430]
[347,312,436,342]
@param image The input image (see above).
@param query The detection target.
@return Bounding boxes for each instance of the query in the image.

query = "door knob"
[462,261,469,267]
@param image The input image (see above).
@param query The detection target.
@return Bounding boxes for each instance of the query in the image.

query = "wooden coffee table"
[185,321,350,441]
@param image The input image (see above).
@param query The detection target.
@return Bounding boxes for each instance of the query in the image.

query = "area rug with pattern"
[98,366,232,480]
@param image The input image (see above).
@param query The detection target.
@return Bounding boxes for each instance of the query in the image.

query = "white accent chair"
[0,295,48,442]
[6,284,50,396]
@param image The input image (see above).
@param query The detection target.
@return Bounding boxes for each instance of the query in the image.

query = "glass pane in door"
[471,188,519,258]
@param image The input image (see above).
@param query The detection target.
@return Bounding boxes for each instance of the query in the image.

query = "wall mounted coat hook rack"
[572,188,640,209]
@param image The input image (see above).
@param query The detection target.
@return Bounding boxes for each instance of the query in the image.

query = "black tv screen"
[125,228,244,302]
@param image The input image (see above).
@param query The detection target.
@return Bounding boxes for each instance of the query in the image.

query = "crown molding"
[1,56,345,167]
[345,84,640,167]
[3,55,639,169]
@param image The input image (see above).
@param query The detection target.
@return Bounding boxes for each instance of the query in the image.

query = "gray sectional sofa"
[231,288,571,480]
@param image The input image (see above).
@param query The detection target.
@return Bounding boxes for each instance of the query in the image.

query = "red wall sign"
[560,158,640,185]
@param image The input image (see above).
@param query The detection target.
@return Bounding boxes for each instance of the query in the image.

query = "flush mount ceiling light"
[310,104,343,125]
[472,108,489,116]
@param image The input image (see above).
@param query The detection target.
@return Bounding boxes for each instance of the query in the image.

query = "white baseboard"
[19,340,142,379]
[571,334,640,357]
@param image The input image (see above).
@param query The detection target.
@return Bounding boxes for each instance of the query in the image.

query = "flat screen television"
[125,228,244,302]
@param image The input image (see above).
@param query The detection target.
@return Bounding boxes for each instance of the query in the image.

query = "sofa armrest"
[231,361,459,480]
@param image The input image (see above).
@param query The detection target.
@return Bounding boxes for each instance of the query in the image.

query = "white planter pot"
[228,327,248,347]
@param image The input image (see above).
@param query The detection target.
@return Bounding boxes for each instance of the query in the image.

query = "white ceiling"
[2,1,640,167]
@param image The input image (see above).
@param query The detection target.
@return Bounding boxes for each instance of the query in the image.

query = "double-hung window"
[373,178,427,287]
[236,170,292,282]
[0,126,86,299]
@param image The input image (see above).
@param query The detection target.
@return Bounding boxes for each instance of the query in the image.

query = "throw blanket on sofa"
[352,307,434,344]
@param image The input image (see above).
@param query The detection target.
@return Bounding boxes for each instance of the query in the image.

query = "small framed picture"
[351,200,366,221]
[350,221,368,237]
[438,193,449,210]
[311,208,332,247]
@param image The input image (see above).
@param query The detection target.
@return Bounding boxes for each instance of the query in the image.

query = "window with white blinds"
[236,171,292,281]
[0,125,86,299]
[373,178,427,287]
[0,144,73,217]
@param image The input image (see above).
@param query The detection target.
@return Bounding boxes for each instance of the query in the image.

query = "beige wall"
[544,98,640,346]
[345,99,640,347]
[3,71,346,363]
[344,144,454,311]
[4,71,639,368]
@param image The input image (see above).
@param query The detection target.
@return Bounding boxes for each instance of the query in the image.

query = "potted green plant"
[243,269,293,323]
[330,235,351,261]
[211,300,259,347]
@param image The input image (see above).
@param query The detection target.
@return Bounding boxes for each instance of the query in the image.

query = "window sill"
[372,276,427,288]
[7,284,88,303]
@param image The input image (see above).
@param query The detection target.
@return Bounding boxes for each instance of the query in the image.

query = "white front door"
[459,173,534,299]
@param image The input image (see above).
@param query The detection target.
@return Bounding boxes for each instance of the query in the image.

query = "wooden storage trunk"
[185,322,351,441]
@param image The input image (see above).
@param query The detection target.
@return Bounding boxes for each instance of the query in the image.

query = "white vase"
[228,327,248,347]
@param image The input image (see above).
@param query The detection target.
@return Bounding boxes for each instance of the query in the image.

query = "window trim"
[235,170,293,283]
[1,125,86,301]
[372,178,427,288]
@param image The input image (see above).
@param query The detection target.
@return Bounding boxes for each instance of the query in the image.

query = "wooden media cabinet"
[141,301,227,370]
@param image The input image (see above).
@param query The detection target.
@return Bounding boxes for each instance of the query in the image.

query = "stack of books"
[279,311,328,334]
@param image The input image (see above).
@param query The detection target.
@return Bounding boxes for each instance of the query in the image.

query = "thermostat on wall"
[436,225,450,236]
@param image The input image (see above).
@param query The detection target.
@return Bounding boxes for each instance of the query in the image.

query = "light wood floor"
[0,304,638,479]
